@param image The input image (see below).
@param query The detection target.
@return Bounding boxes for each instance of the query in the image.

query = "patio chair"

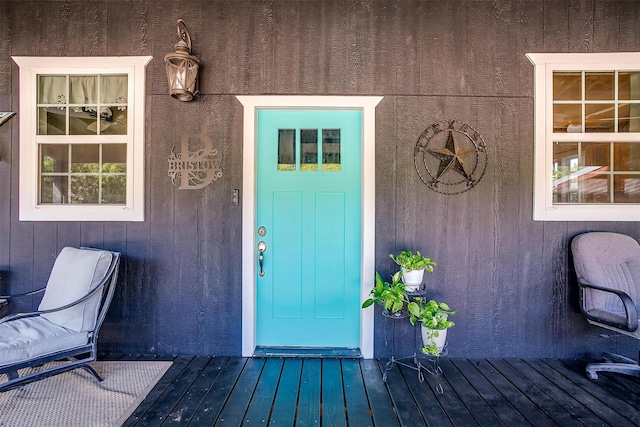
[571,232,640,380]
[0,247,120,391]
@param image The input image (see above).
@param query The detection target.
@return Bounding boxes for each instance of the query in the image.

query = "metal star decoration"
[427,130,476,180]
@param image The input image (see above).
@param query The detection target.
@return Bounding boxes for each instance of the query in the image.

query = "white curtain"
[39,75,127,111]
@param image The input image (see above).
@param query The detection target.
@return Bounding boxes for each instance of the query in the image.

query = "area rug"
[0,361,172,427]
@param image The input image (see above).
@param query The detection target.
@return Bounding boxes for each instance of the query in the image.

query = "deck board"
[117,355,640,427]
[498,359,588,426]
[162,357,228,426]
[341,359,373,427]
[269,358,302,425]
[297,359,322,426]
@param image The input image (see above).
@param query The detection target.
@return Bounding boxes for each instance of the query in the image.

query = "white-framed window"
[12,56,152,221]
[527,52,640,221]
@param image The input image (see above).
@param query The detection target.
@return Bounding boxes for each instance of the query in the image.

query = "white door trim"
[236,95,382,358]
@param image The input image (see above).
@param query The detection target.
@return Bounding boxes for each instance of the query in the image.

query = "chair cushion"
[38,247,113,332]
[0,316,88,366]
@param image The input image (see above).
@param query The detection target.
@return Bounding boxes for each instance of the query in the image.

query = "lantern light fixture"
[164,19,200,101]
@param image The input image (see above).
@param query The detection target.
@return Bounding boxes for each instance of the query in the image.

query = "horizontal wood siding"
[0,0,639,359]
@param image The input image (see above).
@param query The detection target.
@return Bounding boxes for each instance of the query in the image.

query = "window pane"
[554,104,581,132]
[69,76,97,104]
[581,142,610,168]
[38,75,66,104]
[614,175,640,203]
[553,142,578,186]
[618,71,640,100]
[102,106,128,135]
[322,129,341,171]
[619,103,640,132]
[278,129,296,171]
[71,144,99,173]
[579,174,610,203]
[40,176,68,204]
[70,175,99,204]
[69,107,99,135]
[102,175,126,204]
[585,72,614,100]
[301,129,318,171]
[38,107,66,135]
[585,103,614,132]
[101,75,128,104]
[41,144,68,173]
[613,142,640,171]
[554,72,581,100]
[553,142,611,204]
[103,144,127,173]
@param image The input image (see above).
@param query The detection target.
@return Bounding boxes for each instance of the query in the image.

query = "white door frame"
[236,95,382,358]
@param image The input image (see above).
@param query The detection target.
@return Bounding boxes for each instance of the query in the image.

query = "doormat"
[0,361,172,427]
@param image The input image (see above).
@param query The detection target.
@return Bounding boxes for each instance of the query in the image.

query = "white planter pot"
[401,268,424,291]
[421,325,447,354]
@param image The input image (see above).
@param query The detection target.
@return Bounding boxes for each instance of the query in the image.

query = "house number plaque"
[167,133,223,189]
[414,120,487,195]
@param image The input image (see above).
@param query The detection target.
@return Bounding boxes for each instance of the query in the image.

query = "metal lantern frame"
[164,19,200,101]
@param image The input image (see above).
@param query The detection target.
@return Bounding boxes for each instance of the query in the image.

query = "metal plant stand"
[381,286,447,393]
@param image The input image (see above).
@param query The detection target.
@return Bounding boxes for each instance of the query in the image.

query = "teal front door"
[256,109,362,349]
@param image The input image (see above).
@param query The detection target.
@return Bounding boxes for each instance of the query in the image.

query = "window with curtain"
[12,56,151,221]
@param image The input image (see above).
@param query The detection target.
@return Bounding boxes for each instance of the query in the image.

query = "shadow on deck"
[111,354,640,426]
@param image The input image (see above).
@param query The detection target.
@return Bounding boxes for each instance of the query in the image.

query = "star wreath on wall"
[414,120,488,195]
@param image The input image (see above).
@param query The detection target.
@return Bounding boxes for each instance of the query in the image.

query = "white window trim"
[236,95,382,359]
[527,52,640,221]
[12,56,152,221]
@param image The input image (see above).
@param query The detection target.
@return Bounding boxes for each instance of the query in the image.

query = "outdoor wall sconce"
[164,19,200,101]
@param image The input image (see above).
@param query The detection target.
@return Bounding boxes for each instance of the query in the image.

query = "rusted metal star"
[427,130,476,180]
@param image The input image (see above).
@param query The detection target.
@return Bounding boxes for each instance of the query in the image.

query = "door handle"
[258,241,267,277]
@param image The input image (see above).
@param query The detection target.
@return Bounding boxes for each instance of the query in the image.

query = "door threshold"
[253,346,362,359]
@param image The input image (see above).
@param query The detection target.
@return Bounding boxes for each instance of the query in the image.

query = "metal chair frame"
[0,248,120,392]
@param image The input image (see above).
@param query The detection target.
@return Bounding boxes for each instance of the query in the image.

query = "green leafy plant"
[389,250,436,272]
[362,271,408,315]
[407,298,457,356]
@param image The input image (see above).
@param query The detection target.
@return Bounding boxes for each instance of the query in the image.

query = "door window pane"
[322,129,341,171]
[301,129,318,171]
[278,129,296,171]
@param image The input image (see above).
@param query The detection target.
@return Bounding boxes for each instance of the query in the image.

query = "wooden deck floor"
[115,355,640,427]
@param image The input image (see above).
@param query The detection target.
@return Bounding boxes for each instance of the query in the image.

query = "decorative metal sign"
[168,133,223,189]
[414,120,487,195]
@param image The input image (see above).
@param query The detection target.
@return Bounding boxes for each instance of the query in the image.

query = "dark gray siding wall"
[1,0,639,359]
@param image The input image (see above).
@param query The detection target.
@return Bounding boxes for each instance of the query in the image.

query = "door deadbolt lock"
[258,226,267,237]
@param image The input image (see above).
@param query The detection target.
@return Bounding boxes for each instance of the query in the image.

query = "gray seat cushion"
[38,247,113,332]
[0,316,88,366]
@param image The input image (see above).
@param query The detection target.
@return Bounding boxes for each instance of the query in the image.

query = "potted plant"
[389,250,436,291]
[362,271,408,317]
[407,298,457,356]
